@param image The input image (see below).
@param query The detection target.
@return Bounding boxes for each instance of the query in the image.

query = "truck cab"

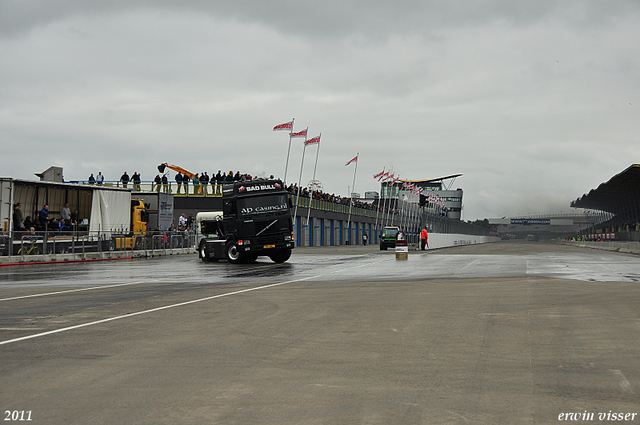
[198,180,295,264]
[114,199,149,249]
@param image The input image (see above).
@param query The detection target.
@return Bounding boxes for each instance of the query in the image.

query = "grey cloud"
[3,0,639,39]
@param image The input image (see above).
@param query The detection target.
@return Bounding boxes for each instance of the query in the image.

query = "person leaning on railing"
[153,174,162,192]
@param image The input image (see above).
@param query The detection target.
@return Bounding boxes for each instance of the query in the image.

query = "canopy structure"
[400,174,463,184]
[571,164,640,226]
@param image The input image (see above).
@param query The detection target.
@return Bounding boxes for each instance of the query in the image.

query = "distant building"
[364,191,379,200]
[35,166,64,183]
[380,174,463,220]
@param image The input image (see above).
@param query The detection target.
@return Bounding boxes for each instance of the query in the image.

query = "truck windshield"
[381,228,398,239]
[239,194,289,217]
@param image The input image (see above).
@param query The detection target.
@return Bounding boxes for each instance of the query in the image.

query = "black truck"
[197,179,295,263]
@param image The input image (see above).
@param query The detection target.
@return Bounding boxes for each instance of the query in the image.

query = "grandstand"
[571,164,640,241]
[380,174,464,220]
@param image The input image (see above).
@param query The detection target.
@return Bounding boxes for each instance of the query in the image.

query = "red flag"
[345,155,358,166]
[291,128,308,138]
[379,171,389,181]
[390,176,400,185]
[273,121,293,131]
[305,135,321,146]
[383,173,395,182]
[373,171,385,179]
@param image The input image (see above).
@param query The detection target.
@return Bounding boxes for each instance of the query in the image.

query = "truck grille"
[242,219,290,244]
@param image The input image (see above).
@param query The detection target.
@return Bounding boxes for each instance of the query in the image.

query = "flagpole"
[374,167,384,238]
[283,117,294,184]
[306,134,321,227]
[293,136,307,229]
[392,176,400,227]
[384,169,394,227]
[346,152,359,242]
[382,170,391,227]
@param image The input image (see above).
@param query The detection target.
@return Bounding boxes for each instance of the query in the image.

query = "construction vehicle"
[157,162,215,195]
[157,163,195,180]
[197,179,294,264]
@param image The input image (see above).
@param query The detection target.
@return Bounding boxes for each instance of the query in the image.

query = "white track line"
[0,281,153,302]
[0,259,325,302]
[0,257,390,346]
[0,262,292,302]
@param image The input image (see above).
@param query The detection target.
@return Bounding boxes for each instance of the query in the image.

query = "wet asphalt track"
[1,240,640,424]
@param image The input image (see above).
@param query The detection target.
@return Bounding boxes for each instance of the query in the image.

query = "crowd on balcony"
[285,183,400,215]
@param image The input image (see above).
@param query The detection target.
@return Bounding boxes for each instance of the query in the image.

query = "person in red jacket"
[420,226,429,250]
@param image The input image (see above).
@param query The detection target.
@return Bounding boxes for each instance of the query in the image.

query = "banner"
[345,155,358,166]
[273,121,293,131]
[291,128,308,138]
[305,135,321,146]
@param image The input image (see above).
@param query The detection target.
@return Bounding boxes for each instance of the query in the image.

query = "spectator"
[120,171,130,188]
[132,172,141,191]
[161,174,169,193]
[215,170,223,195]
[38,204,49,231]
[183,174,190,194]
[187,214,194,229]
[179,213,188,230]
[96,172,104,185]
[51,218,67,231]
[61,202,71,225]
[24,216,34,231]
[71,209,79,226]
[13,203,25,231]
[201,172,209,195]
[175,172,183,194]
[193,174,200,195]
[154,174,162,193]
[88,173,96,184]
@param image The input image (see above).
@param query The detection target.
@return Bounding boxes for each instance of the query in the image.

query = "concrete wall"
[566,241,640,255]
[427,233,500,250]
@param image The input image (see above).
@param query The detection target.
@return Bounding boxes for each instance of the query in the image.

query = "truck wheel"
[199,242,211,262]
[269,248,291,263]
[225,241,244,264]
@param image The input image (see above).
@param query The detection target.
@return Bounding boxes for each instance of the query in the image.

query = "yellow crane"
[157,163,196,179]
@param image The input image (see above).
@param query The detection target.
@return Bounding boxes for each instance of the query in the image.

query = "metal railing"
[0,229,196,259]
[68,180,224,197]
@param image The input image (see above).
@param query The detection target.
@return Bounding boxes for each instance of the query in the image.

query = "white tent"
[89,190,131,237]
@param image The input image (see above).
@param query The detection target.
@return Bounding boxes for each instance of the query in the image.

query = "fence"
[0,228,196,261]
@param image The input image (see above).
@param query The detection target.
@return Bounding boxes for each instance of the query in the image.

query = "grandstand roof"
[400,174,463,184]
[571,164,640,220]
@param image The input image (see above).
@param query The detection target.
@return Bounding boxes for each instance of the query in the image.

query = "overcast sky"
[1,1,639,220]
